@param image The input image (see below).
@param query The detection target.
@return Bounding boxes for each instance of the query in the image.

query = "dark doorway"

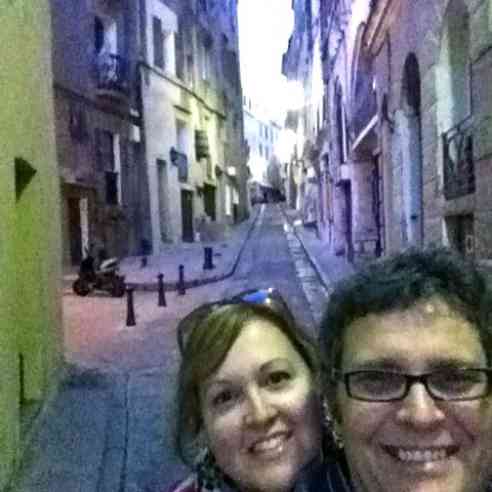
[446,214,474,257]
[181,190,194,242]
[342,181,354,262]
[401,53,424,246]
[68,198,83,265]
[372,156,384,257]
[203,184,216,220]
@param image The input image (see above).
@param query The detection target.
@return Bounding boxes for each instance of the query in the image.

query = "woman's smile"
[247,430,293,457]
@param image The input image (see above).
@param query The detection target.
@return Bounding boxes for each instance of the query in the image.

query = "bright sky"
[238,0,294,123]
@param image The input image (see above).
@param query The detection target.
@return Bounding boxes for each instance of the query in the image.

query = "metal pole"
[203,246,214,270]
[126,286,136,326]
[157,273,167,307]
[178,264,186,295]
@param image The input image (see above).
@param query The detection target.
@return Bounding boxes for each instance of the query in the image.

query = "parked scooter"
[72,246,126,297]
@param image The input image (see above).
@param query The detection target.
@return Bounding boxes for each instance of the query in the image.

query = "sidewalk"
[281,205,354,293]
[64,207,261,293]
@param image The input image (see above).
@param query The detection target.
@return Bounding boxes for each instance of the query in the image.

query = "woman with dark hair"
[167,288,326,492]
[318,247,492,492]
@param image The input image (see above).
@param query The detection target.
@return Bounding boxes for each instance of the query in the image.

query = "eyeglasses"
[176,288,293,356]
[332,368,492,402]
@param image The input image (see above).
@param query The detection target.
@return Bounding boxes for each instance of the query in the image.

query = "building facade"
[139,0,248,249]
[243,95,283,202]
[51,0,247,263]
[284,0,492,262]
[0,2,63,488]
[51,0,149,266]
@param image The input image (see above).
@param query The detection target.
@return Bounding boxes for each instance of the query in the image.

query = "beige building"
[284,0,492,262]
[0,2,63,488]
[140,0,248,250]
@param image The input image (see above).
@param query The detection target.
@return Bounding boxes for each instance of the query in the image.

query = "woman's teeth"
[251,434,287,453]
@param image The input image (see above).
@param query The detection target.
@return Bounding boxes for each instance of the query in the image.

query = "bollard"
[157,273,167,307]
[178,264,186,295]
[126,286,136,326]
[203,246,214,270]
[141,256,148,268]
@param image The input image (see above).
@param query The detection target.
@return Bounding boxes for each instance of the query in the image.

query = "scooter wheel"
[111,277,126,298]
[73,278,91,296]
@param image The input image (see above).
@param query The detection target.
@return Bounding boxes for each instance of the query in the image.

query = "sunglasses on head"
[176,287,293,356]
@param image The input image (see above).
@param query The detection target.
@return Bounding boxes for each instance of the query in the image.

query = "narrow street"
[119,204,331,491]
[12,204,338,492]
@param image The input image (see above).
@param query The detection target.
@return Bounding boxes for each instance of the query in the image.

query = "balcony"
[351,83,377,140]
[442,116,475,200]
[94,53,128,100]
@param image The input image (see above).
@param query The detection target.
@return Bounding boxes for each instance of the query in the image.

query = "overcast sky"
[238,0,293,122]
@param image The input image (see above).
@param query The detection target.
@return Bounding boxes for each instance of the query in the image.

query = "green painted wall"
[0,1,63,489]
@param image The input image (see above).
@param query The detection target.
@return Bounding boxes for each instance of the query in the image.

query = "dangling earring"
[195,447,225,491]
[322,398,344,451]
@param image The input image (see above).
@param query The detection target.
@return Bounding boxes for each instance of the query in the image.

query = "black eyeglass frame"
[331,368,492,402]
[176,288,293,356]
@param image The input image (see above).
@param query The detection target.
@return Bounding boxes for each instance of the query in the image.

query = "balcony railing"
[442,116,475,200]
[351,83,377,138]
[95,53,128,96]
[170,147,188,183]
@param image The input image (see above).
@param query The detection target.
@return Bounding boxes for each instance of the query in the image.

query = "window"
[153,17,164,69]
[95,17,105,53]
[175,27,184,80]
[95,129,121,205]
[105,171,118,205]
[95,129,114,171]
[202,42,212,80]
[94,15,117,55]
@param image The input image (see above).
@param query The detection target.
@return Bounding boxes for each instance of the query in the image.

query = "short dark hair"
[175,301,319,466]
[319,247,492,380]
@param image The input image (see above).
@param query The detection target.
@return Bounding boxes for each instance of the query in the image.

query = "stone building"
[243,95,282,202]
[0,2,63,488]
[282,0,326,231]
[284,0,492,261]
[139,0,248,249]
[51,0,149,266]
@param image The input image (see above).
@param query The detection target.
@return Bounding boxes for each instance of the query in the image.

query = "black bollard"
[203,246,214,270]
[126,286,136,326]
[141,256,148,268]
[178,264,186,295]
[157,273,167,307]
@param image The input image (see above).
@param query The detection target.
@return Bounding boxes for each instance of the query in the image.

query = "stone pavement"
[281,205,354,292]
[63,207,261,294]
[10,204,354,492]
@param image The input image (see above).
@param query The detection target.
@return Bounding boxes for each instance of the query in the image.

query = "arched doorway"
[400,53,424,247]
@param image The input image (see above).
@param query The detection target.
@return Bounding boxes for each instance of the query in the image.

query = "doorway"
[203,183,216,221]
[341,180,354,262]
[181,190,194,242]
[372,156,384,257]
